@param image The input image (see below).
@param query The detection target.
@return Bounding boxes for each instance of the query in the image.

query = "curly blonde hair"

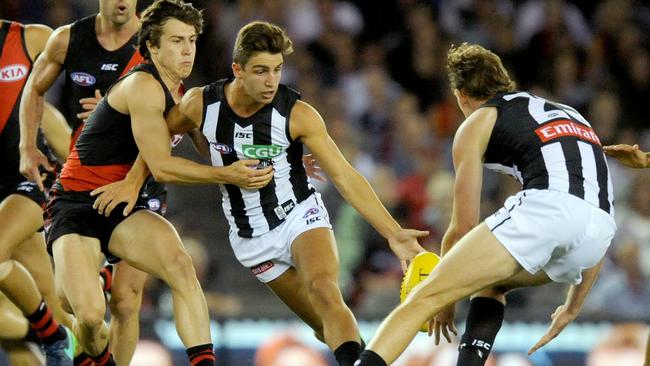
[447,43,516,99]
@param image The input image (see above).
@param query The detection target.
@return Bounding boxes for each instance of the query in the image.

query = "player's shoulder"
[45,24,72,54]
[179,86,205,112]
[23,23,53,60]
[24,23,53,38]
[123,70,163,92]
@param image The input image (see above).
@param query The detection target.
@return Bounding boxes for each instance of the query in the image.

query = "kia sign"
[0,64,28,82]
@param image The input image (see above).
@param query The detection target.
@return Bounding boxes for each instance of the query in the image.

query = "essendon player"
[41,2,272,365]
[356,43,617,366]
[0,20,74,365]
[18,0,152,364]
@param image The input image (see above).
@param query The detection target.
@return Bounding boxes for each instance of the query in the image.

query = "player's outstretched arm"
[291,100,427,270]
[603,144,649,168]
[529,258,604,355]
[126,78,273,189]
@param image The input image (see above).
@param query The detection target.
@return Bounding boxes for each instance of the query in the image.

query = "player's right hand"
[19,147,53,191]
[90,179,141,217]
[387,228,429,272]
[227,159,274,190]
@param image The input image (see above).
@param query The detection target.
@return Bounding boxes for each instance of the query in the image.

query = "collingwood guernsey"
[482,91,614,214]
[201,79,315,237]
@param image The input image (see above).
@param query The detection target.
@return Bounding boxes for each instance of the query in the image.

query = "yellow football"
[400,251,441,332]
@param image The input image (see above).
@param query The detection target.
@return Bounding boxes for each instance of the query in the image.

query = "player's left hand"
[528,304,577,355]
[387,228,428,272]
[77,89,103,121]
[431,304,458,344]
[603,144,648,168]
[303,154,326,182]
[90,179,141,216]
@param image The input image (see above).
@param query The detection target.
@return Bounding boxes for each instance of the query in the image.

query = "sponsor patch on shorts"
[303,207,319,218]
[147,198,161,211]
[251,260,275,276]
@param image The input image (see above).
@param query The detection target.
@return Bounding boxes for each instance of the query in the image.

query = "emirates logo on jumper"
[535,120,601,145]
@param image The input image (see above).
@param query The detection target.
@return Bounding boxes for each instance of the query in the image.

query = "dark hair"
[138,0,203,60]
[447,43,516,100]
[233,21,293,66]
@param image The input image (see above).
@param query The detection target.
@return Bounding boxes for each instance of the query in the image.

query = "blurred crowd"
[1,0,649,339]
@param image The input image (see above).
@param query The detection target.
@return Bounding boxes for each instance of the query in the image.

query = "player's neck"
[225,79,265,118]
[95,14,140,51]
[463,98,489,117]
[152,59,184,100]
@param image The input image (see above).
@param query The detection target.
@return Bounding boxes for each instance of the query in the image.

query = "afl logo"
[210,142,232,154]
[71,72,96,86]
[0,64,28,82]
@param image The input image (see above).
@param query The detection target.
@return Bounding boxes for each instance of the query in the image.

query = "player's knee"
[75,301,106,328]
[163,250,197,285]
[306,276,341,307]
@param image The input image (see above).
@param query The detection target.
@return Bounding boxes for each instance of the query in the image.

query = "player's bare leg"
[291,228,362,365]
[52,234,108,356]
[0,195,43,264]
[13,233,74,329]
[266,267,325,342]
[108,261,146,365]
[365,223,528,364]
[0,292,30,341]
[108,210,211,347]
[291,229,359,346]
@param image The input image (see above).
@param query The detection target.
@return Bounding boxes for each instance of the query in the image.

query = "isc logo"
[101,63,118,71]
[0,64,28,82]
[234,132,252,139]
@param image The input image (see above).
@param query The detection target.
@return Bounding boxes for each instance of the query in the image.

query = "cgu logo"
[0,64,28,82]
[242,144,282,159]
[70,72,96,86]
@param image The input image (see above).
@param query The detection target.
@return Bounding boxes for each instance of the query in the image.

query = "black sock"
[90,344,116,366]
[186,343,215,366]
[25,300,66,344]
[457,297,505,366]
[356,350,387,366]
[334,341,363,366]
[73,352,94,366]
[22,328,40,344]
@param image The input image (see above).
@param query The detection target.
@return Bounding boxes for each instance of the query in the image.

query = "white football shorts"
[485,189,616,284]
[229,192,332,283]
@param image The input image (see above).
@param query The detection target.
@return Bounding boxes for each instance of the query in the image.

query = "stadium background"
[1,0,649,365]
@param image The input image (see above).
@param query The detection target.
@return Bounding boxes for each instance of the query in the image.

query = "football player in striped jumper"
[356,43,617,366]
[161,20,428,366]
